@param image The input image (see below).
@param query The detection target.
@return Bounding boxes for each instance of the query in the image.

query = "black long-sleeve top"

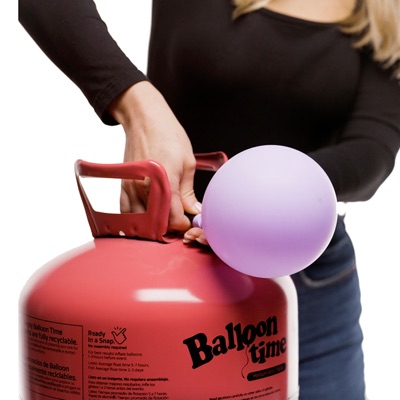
[19,0,400,202]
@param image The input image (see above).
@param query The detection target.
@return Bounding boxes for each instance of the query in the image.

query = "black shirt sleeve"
[19,0,148,125]
[309,55,400,202]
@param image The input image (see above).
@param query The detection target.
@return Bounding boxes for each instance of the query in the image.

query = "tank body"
[20,237,299,400]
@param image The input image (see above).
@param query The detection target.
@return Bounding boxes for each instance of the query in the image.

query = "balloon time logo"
[182,315,287,379]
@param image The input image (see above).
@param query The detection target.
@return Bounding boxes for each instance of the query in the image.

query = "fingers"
[120,175,195,233]
[119,163,204,238]
[183,227,208,245]
[120,178,148,214]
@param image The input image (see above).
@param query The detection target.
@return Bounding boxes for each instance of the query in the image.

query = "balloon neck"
[193,214,202,228]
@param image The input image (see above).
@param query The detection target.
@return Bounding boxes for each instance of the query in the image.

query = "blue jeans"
[292,216,365,399]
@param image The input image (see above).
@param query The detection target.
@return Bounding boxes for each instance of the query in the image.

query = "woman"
[19,0,400,398]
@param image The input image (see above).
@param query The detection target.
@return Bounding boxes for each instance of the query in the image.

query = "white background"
[3,1,400,398]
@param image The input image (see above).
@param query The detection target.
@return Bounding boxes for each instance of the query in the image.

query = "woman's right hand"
[107,81,202,233]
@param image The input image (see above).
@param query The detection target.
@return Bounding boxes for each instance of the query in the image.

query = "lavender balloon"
[198,145,337,278]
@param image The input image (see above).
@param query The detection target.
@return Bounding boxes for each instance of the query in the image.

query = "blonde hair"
[232,0,400,78]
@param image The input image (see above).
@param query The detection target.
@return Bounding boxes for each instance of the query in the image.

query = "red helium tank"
[19,157,299,400]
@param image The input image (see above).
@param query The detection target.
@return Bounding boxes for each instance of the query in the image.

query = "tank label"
[22,315,84,399]
[22,309,291,399]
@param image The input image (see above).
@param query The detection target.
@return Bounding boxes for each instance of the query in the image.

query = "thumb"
[180,178,202,216]
[182,190,202,215]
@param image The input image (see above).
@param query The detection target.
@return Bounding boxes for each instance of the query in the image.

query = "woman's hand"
[108,81,202,233]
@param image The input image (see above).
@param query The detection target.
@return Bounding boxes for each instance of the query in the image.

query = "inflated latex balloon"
[194,145,337,278]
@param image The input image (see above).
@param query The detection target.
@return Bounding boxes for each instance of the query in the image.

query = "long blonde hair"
[232,0,400,78]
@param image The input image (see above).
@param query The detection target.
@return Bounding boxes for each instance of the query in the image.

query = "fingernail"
[194,202,202,213]
[183,234,195,244]
[196,237,208,246]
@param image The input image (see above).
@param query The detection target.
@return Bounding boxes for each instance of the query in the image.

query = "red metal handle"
[75,152,227,242]
[75,159,172,242]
